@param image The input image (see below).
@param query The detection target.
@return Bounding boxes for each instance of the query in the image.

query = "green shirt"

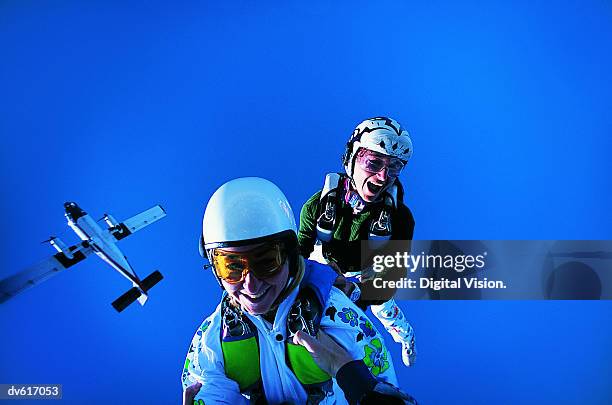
[298,180,415,274]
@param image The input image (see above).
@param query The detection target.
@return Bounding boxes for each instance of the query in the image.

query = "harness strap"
[316,173,399,245]
[316,173,342,242]
[220,273,333,393]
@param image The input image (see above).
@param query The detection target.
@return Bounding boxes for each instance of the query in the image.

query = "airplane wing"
[0,241,94,304]
[112,205,166,241]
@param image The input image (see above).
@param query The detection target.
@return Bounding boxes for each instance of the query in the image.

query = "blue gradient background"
[1,1,611,404]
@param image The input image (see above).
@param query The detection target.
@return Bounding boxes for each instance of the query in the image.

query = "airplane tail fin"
[111,270,163,312]
[141,270,163,290]
[111,287,141,312]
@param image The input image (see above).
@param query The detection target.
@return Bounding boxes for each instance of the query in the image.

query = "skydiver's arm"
[293,329,417,405]
[298,191,322,258]
[337,360,417,405]
[302,289,417,404]
[182,315,248,405]
[182,382,202,405]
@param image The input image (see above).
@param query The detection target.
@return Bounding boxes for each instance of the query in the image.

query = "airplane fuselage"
[63,202,143,293]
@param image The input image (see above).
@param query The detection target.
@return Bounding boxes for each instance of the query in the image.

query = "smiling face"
[218,244,290,316]
[351,149,404,202]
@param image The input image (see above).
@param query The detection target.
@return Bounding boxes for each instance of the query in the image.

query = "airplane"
[0,202,166,312]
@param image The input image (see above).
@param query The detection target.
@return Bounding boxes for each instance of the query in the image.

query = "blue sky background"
[1,1,611,403]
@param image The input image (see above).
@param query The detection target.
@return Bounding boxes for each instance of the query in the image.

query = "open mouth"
[366,182,383,194]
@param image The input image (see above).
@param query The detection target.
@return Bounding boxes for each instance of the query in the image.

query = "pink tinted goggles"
[356,150,405,177]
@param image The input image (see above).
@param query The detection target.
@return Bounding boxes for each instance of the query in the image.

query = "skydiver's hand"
[328,260,343,275]
[292,330,355,377]
[334,275,361,302]
[333,274,354,296]
[182,382,202,405]
[330,262,358,297]
[359,264,378,282]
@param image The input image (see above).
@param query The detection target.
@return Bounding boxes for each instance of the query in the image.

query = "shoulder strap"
[316,174,403,243]
[220,296,261,392]
[286,287,331,386]
[316,173,343,242]
[368,183,398,240]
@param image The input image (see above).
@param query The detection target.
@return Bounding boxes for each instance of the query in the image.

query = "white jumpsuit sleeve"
[181,307,249,405]
[319,287,399,387]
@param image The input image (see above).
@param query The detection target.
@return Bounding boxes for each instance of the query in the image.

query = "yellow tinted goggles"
[211,242,287,284]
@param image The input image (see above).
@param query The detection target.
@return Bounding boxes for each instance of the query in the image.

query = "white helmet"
[342,117,413,178]
[200,177,297,253]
